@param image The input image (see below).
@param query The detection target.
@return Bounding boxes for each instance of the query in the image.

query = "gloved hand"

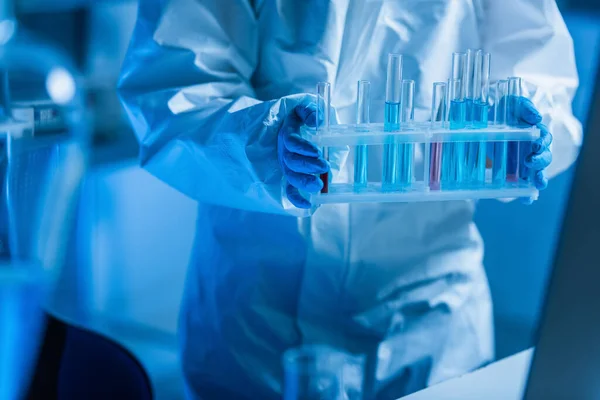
[511,97,553,204]
[277,98,330,209]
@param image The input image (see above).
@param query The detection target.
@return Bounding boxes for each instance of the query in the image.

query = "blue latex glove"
[277,99,330,209]
[511,97,553,204]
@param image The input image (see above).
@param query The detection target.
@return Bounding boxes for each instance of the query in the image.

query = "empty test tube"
[316,82,331,193]
[430,82,447,190]
[506,77,521,183]
[492,80,509,185]
[354,80,370,190]
[399,79,415,187]
[383,53,403,190]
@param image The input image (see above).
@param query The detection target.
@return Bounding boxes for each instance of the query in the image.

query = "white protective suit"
[118,0,581,398]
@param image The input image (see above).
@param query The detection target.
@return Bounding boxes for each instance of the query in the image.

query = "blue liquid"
[446,100,467,188]
[0,267,45,400]
[472,101,489,129]
[383,102,400,189]
[354,145,368,189]
[465,98,474,124]
[449,100,467,130]
[492,142,508,185]
[466,141,486,186]
[441,143,455,188]
[399,143,413,187]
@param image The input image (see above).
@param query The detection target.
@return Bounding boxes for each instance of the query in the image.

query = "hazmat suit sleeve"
[117,0,311,215]
[478,0,582,178]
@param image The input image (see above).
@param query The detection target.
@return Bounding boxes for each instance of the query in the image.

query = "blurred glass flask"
[0,1,90,399]
[283,345,350,400]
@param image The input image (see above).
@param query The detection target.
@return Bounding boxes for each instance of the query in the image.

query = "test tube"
[444,78,466,186]
[354,80,370,190]
[316,82,331,193]
[464,49,476,123]
[382,53,402,190]
[469,51,490,186]
[430,82,447,190]
[473,51,490,128]
[399,79,415,187]
[506,77,521,183]
[492,80,509,185]
[449,54,467,130]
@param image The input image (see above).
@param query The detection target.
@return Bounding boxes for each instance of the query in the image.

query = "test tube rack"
[305,50,540,205]
[301,123,540,204]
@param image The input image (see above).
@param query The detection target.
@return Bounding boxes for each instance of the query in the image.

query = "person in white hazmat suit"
[118,0,581,398]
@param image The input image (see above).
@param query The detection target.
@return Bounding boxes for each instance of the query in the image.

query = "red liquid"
[430,143,442,190]
[320,172,329,193]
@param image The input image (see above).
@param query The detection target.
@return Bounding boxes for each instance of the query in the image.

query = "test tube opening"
[316,82,331,132]
[495,80,509,126]
[506,77,522,127]
[451,52,467,99]
[400,79,415,124]
[386,54,403,104]
[465,49,476,100]
[356,80,371,125]
[431,82,447,128]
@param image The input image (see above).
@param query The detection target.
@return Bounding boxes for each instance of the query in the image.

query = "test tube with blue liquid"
[473,51,491,128]
[399,79,415,188]
[464,49,476,124]
[442,53,467,188]
[442,78,466,187]
[430,82,447,190]
[492,80,509,185]
[468,51,490,186]
[354,80,370,190]
[382,53,402,191]
[506,77,521,183]
[449,53,467,130]
[316,82,331,193]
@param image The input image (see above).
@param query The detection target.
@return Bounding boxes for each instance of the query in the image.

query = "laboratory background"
[1,0,600,399]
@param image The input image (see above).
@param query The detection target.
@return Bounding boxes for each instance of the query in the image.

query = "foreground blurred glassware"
[0,2,89,399]
[283,345,355,400]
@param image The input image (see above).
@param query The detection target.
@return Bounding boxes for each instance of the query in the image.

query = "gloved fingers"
[524,150,552,170]
[295,102,319,127]
[283,150,329,174]
[534,169,548,190]
[284,165,324,193]
[283,132,321,157]
[532,124,552,154]
[285,184,311,209]
[517,97,542,126]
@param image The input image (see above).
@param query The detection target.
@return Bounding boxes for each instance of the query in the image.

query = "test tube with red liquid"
[316,82,331,194]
